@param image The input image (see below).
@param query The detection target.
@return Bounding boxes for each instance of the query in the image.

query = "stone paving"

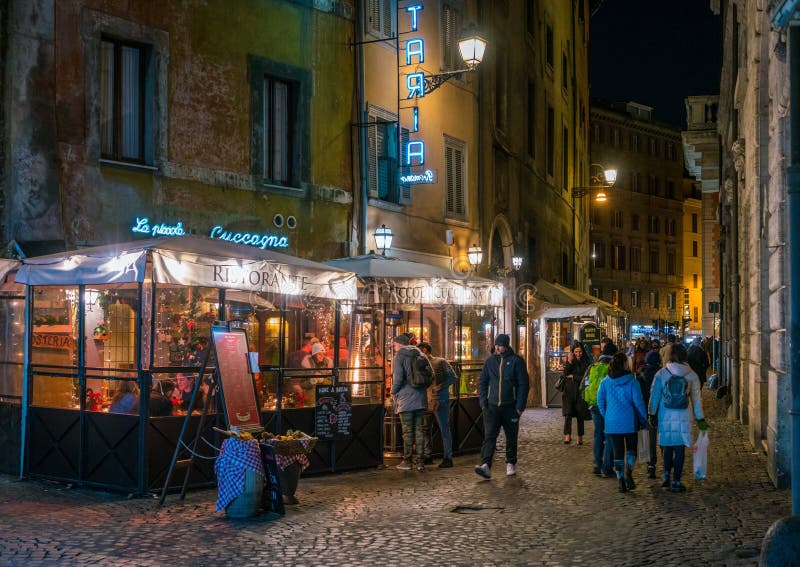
[0,391,792,566]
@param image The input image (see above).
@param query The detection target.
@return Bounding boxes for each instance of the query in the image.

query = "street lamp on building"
[374,224,393,256]
[571,164,616,286]
[424,29,488,94]
[467,244,483,270]
[512,255,524,271]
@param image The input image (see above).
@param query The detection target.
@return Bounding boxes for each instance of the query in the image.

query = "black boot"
[618,477,628,493]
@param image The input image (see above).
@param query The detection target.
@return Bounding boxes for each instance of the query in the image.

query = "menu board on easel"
[314,384,352,439]
[211,327,262,431]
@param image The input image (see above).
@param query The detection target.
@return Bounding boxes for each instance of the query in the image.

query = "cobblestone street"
[0,392,791,566]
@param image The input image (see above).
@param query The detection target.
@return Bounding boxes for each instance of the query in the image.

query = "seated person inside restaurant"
[109,381,139,414]
[134,378,175,417]
[302,342,333,369]
[175,373,205,413]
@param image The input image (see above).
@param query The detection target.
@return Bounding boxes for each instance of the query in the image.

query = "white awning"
[16,236,357,300]
[531,279,626,319]
[327,254,504,307]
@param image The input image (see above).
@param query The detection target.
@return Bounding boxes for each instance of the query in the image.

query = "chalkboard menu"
[314,385,352,439]
[580,323,601,348]
[212,328,261,431]
[258,443,285,516]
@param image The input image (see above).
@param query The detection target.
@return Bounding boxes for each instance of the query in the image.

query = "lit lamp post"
[467,243,483,271]
[572,164,616,288]
[374,224,393,256]
[424,29,488,94]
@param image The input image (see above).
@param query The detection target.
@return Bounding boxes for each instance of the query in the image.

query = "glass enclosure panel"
[149,370,218,416]
[31,374,79,408]
[257,368,279,411]
[546,319,571,371]
[153,286,219,368]
[84,378,140,414]
[226,290,283,368]
[84,284,140,372]
[284,298,336,369]
[337,306,384,405]
[0,296,25,399]
[281,374,333,408]
[32,287,78,367]
[459,307,496,362]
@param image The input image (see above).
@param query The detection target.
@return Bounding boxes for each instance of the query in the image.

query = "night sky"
[589,0,723,129]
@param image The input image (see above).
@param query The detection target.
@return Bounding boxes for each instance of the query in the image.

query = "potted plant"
[92,321,108,340]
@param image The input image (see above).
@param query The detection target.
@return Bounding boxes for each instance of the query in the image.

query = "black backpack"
[663,372,689,409]
[407,352,434,388]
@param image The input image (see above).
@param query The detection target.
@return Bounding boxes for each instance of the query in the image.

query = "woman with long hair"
[597,352,649,493]
[561,342,592,444]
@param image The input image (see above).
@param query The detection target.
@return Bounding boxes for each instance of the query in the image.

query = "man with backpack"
[475,334,530,479]
[649,344,707,492]
[687,337,710,389]
[391,333,434,471]
[582,341,617,477]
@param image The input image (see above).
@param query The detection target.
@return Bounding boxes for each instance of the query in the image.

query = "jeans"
[399,409,425,462]
[607,432,638,479]
[591,407,613,473]
[433,399,453,459]
[481,404,520,466]
[662,445,686,481]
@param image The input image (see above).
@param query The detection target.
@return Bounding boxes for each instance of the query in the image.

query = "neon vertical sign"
[402,4,427,170]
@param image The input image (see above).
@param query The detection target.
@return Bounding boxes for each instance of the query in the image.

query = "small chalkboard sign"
[580,323,601,348]
[315,385,352,439]
[258,443,285,516]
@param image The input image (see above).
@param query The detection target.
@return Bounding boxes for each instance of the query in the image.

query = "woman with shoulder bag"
[561,342,592,445]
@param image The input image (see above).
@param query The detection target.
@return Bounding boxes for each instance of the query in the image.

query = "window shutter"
[399,127,412,204]
[367,118,378,197]
[377,122,391,200]
[367,0,380,35]
[445,145,455,214]
[441,4,457,69]
[381,0,393,38]
[454,146,464,215]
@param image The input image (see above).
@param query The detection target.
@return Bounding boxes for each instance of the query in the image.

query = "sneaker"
[592,466,601,476]
[416,463,425,472]
[396,460,412,471]
[474,463,491,479]
[671,480,686,493]
[661,474,671,488]
[625,470,636,490]
[506,463,516,476]
[647,466,656,479]
[438,458,453,468]
[618,477,628,493]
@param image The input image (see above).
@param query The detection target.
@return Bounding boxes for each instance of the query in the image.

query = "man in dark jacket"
[687,337,710,388]
[637,350,661,478]
[475,334,530,479]
[391,333,431,471]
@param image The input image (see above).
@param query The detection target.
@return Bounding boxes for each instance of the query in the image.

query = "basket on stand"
[271,434,318,456]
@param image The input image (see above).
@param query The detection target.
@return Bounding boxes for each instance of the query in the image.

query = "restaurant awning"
[327,253,503,307]
[531,279,626,319]
[15,236,357,300]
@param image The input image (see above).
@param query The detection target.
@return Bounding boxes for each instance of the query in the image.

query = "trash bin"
[225,468,264,518]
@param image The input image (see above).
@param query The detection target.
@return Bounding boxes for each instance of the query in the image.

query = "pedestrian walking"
[687,337,710,389]
[561,342,592,445]
[418,342,457,468]
[597,352,649,493]
[659,334,677,368]
[649,344,708,492]
[631,338,649,374]
[636,350,662,478]
[475,334,530,479]
[391,333,433,471]
[582,341,617,477]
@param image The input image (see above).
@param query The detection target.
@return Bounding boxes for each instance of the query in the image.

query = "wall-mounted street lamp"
[374,224,393,256]
[467,244,483,269]
[512,255,524,271]
[424,29,488,94]
[571,164,616,287]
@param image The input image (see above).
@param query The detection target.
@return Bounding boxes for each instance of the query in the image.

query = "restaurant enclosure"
[0,238,505,494]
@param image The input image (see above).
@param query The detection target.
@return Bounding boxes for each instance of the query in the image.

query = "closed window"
[649,248,660,273]
[611,245,626,270]
[527,82,536,157]
[649,290,659,309]
[526,0,536,36]
[495,46,508,132]
[630,247,642,272]
[692,240,698,257]
[444,135,467,219]
[546,105,555,176]
[693,274,699,288]
[648,216,660,234]
[665,219,677,236]
[562,126,569,190]
[631,289,640,308]
[631,172,641,192]
[562,52,568,91]
[692,213,698,233]
[666,251,676,276]
[591,241,605,268]
[367,106,410,204]
[629,133,639,152]
[611,210,623,229]
[261,77,295,184]
[649,138,657,155]
[667,292,677,310]
[666,179,675,199]
[591,287,600,298]
[632,213,640,230]
[440,3,462,70]
[367,0,395,38]
[100,38,151,163]
[545,23,554,67]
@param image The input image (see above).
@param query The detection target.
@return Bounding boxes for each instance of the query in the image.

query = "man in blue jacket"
[475,334,530,479]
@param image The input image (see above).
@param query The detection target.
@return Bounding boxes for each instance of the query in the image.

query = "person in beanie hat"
[391,332,431,471]
[475,334,529,479]
[582,340,617,477]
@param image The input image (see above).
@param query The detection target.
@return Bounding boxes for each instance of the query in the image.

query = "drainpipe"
[355,1,369,255]
[788,23,800,517]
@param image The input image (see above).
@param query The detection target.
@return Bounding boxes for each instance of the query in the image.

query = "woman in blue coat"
[597,352,649,493]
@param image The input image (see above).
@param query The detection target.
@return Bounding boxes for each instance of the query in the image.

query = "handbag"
[555,375,566,392]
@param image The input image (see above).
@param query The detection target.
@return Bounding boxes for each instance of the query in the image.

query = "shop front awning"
[15,236,357,300]
[530,279,626,319]
[327,253,503,307]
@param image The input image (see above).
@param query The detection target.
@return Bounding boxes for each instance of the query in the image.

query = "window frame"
[366,0,396,39]
[444,134,468,220]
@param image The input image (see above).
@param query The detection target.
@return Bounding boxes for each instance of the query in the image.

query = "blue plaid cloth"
[215,438,265,512]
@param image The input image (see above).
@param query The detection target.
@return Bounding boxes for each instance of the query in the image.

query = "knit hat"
[311,343,326,356]
[601,342,618,356]
[393,333,412,345]
[494,334,511,348]
[645,351,660,366]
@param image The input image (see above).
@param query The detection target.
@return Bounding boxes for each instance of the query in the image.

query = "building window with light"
[611,289,619,306]
[100,38,153,164]
[444,135,467,220]
[366,0,395,39]
[251,57,310,190]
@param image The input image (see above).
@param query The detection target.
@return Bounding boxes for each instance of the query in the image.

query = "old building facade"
[589,102,685,337]
[682,179,704,335]
[716,0,792,488]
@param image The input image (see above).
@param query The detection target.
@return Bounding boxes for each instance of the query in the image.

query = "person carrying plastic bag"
[693,430,709,479]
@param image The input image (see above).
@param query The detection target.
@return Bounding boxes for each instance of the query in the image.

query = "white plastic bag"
[693,430,709,479]
[637,429,650,462]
